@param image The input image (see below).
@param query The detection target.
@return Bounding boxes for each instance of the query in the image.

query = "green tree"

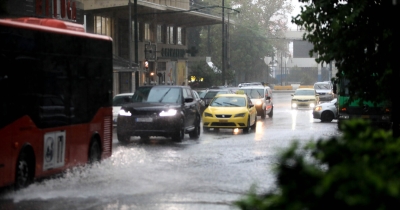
[235,119,400,209]
[187,0,294,86]
[293,0,400,137]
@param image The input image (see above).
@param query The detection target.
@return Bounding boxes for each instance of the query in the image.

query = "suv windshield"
[204,90,229,99]
[132,87,182,104]
[241,89,263,99]
[314,83,331,89]
[295,89,315,95]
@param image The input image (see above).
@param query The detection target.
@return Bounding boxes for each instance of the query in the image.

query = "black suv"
[116,85,201,143]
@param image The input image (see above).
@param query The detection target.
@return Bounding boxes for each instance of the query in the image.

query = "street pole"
[128,0,132,92]
[280,52,282,86]
[222,0,225,86]
[134,0,139,90]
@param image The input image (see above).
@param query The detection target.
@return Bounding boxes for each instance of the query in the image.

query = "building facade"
[4,0,222,96]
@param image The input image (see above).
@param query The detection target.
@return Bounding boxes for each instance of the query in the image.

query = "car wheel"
[321,111,334,122]
[117,133,131,145]
[172,119,184,142]
[268,107,273,118]
[189,116,200,139]
[88,139,101,164]
[15,150,34,190]
[250,118,256,130]
[243,118,250,133]
[261,109,266,119]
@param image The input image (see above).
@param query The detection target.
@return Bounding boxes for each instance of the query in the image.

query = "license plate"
[219,120,228,122]
[361,115,369,119]
[136,118,153,122]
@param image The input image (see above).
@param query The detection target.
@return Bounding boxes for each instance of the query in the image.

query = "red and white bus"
[0,18,113,189]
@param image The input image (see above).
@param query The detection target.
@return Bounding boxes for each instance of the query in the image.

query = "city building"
[5,0,222,96]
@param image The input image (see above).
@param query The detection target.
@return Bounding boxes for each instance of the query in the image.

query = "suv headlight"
[119,109,132,116]
[160,109,177,116]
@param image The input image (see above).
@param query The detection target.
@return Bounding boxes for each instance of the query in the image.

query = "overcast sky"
[288,0,305,30]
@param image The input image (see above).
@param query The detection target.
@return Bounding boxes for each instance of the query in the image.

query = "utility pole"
[134,0,139,90]
[280,52,283,86]
[128,0,132,92]
[222,0,225,86]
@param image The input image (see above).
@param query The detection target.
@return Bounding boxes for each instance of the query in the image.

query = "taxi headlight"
[159,109,177,116]
[309,103,316,108]
[234,113,246,117]
[292,103,297,108]
[204,112,213,117]
[119,109,132,116]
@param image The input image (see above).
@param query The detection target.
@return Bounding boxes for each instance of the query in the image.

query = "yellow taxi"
[291,88,320,109]
[202,93,257,133]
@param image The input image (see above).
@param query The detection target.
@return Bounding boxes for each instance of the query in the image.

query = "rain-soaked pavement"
[0,91,341,210]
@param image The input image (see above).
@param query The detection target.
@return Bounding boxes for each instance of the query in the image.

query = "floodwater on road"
[0,92,341,210]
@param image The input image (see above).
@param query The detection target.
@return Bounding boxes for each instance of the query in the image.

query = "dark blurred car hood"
[121,102,181,112]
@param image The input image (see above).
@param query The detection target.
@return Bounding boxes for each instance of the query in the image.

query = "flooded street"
[0,92,340,210]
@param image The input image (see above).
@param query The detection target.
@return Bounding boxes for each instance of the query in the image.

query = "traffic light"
[144,60,149,71]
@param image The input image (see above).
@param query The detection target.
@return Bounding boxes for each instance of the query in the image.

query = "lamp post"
[280,52,283,86]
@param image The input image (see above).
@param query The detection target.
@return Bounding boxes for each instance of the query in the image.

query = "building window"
[144,23,151,41]
[131,21,140,41]
[167,26,174,44]
[157,25,162,43]
[94,16,112,36]
[177,27,182,45]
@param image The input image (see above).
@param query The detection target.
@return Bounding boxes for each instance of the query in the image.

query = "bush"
[235,119,400,210]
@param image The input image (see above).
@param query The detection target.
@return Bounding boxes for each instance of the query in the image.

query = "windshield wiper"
[158,89,172,102]
[223,102,240,107]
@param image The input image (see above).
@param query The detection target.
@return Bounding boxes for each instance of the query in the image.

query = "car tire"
[321,111,334,122]
[117,133,131,145]
[172,119,184,142]
[243,118,250,133]
[88,139,101,164]
[15,149,34,190]
[261,109,266,119]
[268,107,273,118]
[250,118,256,131]
[189,116,200,139]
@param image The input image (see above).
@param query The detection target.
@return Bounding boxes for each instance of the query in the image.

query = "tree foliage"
[187,0,294,86]
[292,0,400,136]
[235,119,400,209]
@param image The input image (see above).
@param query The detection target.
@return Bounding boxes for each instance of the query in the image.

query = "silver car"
[313,98,337,122]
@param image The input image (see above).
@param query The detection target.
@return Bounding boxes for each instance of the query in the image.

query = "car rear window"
[113,95,133,106]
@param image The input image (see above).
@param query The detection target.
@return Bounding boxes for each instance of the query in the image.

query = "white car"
[112,93,134,127]
[313,98,338,122]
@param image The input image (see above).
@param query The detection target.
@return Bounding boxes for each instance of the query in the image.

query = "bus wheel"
[15,150,33,190]
[88,140,101,164]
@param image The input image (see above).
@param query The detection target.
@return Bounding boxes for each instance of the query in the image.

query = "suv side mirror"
[185,98,194,103]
